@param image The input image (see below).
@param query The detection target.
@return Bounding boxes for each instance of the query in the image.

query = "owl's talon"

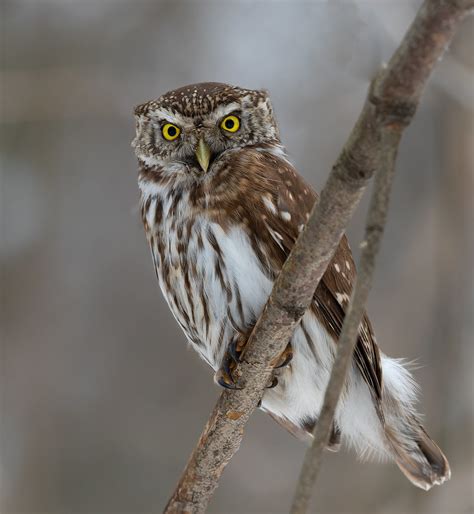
[228,335,248,363]
[215,372,239,389]
[228,339,241,363]
[214,366,239,389]
[215,354,242,390]
[267,376,279,389]
[215,335,248,389]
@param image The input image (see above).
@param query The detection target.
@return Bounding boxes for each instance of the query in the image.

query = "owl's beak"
[195,138,212,173]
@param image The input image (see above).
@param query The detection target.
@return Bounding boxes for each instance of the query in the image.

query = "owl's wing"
[254,151,382,400]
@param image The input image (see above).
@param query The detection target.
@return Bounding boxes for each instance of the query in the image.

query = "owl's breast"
[141,190,274,367]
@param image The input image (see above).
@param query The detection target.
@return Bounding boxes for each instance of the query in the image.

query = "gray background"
[1,1,473,513]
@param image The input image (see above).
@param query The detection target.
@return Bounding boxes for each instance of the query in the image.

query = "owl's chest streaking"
[140,181,276,369]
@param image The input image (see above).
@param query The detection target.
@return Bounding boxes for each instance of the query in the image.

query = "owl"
[132,82,450,490]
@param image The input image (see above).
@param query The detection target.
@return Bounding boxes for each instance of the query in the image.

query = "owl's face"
[132,82,280,176]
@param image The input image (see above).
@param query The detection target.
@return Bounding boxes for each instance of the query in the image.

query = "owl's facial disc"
[133,107,243,173]
[133,82,281,174]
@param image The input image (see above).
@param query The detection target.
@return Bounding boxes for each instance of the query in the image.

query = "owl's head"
[132,82,280,175]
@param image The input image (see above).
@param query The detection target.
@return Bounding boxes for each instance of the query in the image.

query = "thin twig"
[163,1,473,512]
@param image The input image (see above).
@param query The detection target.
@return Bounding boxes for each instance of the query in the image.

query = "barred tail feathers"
[336,355,450,490]
[381,356,451,490]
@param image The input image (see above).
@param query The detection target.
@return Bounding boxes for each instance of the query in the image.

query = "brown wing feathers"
[238,148,383,401]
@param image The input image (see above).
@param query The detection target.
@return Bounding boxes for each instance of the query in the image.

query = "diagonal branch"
[163,1,473,512]
[291,1,474,508]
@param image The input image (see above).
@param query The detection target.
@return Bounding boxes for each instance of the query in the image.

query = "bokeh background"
[1,1,473,513]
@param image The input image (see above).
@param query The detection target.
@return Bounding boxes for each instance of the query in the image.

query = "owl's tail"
[384,414,450,490]
[338,356,450,490]
[379,358,451,490]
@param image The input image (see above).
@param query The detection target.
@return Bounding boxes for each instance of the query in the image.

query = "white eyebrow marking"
[147,107,193,127]
[207,102,241,123]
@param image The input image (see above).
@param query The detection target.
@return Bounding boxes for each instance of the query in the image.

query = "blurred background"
[1,1,473,513]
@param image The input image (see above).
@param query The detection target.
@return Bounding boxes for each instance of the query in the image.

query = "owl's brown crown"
[134,82,266,117]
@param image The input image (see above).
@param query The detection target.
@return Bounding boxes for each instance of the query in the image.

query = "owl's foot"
[230,337,292,369]
[265,344,292,389]
[214,352,241,390]
[215,340,292,391]
[267,376,279,388]
[214,335,247,389]
[228,335,247,363]
[214,360,279,390]
[214,332,249,389]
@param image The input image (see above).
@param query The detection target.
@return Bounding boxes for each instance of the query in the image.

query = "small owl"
[132,82,450,490]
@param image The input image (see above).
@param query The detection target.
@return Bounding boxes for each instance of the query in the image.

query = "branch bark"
[164,2,473,512]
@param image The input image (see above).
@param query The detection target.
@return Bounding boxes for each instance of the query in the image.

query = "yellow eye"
[221,115,240,133]
[162,123,181,141]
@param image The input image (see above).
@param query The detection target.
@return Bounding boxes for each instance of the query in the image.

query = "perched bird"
[132,82,450,490]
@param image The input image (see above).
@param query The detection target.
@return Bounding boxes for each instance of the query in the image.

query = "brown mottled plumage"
[132,82,450,490]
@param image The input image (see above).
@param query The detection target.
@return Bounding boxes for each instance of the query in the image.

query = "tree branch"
[290,2,474,510]
[164,1,473,512]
